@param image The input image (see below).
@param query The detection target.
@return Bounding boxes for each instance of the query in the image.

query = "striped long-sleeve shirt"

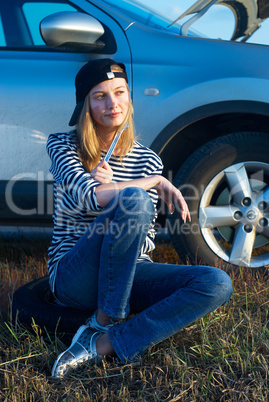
[46,131,163,292]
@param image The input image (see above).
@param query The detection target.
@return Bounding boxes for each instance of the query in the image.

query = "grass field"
[0,235,269,401]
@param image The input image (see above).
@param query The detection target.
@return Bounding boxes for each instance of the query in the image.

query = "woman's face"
[89,77,129,134]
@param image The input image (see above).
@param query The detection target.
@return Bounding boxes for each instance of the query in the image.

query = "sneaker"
[51,325,102,378]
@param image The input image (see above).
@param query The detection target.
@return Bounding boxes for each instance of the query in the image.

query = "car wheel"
[168,132,269,269]
[12,276,92,334]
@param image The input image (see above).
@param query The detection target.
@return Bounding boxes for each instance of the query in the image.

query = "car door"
[0,0,131,225]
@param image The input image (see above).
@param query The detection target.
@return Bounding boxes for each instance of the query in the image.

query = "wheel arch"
[150,100,269,179]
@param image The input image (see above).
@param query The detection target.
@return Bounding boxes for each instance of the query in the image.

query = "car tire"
[12,276,92,334]
[168,131,269,269]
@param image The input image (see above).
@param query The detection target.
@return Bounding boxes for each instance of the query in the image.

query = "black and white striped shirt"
[47,131,163,292]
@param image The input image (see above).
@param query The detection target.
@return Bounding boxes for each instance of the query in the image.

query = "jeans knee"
[119,187,155,221]
[191,266,233,307]
[210,268,233,305]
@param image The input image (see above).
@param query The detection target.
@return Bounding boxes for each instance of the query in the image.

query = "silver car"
[1,0,269,270]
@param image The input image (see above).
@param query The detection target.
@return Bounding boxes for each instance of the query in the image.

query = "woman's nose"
[106,94,117,109]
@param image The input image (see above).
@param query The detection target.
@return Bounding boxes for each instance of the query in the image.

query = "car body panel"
[124,22,269,143]
[1,0,269,226]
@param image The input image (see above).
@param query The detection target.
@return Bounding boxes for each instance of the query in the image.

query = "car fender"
[133,77,269,148]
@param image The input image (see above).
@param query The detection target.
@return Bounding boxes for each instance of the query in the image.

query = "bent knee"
[209,268,233,304]
[120,186,149,199]
[119,187,155,217]
[192,266,233,305]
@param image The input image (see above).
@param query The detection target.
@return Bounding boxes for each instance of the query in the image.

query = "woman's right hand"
[155,176,191,223]
[91,160,113,184]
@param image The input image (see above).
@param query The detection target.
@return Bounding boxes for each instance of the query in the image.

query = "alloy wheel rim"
[199,162,269,267]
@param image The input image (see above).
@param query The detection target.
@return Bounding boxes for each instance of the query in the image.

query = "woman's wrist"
[154,175,164,189]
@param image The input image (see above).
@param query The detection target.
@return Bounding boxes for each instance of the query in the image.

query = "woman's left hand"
[91,160,113,184]
[155,176,191,222]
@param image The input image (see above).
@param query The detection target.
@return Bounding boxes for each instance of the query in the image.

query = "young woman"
[47,58,233,378]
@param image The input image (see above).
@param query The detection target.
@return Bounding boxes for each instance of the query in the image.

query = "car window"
[0,14,6,46]
[0,1,78,48]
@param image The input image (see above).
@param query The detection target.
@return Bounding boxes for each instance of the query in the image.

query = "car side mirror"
[40,11,105,52]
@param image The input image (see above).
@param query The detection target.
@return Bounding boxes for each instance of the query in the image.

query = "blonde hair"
[75,65,135,173]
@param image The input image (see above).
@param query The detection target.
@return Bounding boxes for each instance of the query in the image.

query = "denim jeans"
[55,187,233,363]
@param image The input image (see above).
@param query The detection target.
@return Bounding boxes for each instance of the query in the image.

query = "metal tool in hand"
[104,122,129,162]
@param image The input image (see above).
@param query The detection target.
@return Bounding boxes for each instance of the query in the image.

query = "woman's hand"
[91,160,113,184]
[155,176,191,223]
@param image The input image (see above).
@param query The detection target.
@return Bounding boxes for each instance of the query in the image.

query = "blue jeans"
[55,187,233,363]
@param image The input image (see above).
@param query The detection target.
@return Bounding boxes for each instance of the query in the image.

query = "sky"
[140,0,269,45]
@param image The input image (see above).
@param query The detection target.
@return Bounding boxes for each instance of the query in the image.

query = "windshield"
[101,0,202,37]
[103,0,269,45]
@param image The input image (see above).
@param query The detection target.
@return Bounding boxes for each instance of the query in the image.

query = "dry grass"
[1,234,269,401]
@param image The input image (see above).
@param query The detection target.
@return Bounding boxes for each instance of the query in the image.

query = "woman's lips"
[107,112,121,118]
